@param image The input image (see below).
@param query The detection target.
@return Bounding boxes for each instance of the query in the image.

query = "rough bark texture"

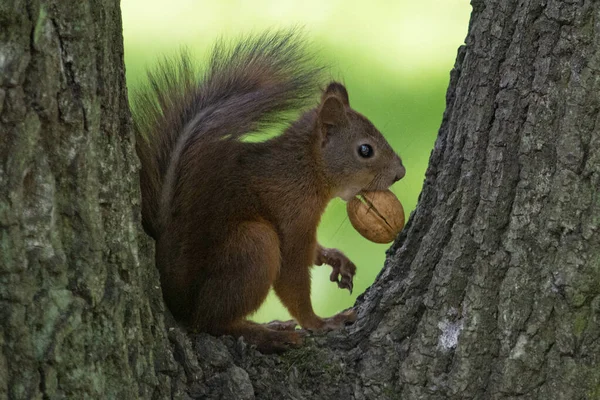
[2,0,599,399]
[0,1,178,398]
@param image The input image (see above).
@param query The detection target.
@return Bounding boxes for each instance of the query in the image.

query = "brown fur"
[133,30,405,353]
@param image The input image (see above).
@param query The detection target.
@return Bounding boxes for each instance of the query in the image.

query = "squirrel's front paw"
[315,247,356,294]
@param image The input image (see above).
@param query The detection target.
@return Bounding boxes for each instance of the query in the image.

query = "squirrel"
[132,30,405,353]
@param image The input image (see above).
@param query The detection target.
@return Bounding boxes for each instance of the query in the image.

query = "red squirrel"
[133,31,405,353]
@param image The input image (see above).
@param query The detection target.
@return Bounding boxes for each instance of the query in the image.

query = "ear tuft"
[323,81,349,106]
[319,95,347,127]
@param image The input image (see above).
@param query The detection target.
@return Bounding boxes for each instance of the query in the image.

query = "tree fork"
[1,0,598,399]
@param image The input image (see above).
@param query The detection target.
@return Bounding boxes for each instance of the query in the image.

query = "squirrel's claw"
[340,275,354,294]
[330,267,354,294]
[324,251,356,295]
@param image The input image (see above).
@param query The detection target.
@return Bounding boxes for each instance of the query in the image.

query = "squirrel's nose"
[393,165,406,182]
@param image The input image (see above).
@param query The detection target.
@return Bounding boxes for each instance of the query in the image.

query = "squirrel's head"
[316,82,405,201]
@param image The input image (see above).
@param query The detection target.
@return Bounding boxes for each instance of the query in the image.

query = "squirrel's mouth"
[368,169,405,192]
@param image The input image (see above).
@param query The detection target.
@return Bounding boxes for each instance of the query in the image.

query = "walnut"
[346,190,405,243]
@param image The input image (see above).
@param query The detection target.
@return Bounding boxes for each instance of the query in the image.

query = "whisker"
[330,214,349,241]
[372,174,383,191]
[365,174,379,192]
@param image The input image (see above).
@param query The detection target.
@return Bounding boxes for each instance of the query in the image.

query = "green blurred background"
[121,0,472,322]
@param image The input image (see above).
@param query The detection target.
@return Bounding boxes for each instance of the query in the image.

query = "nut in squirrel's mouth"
[346,189,405,244]
[355,193,390,226]
[354,190,386,206]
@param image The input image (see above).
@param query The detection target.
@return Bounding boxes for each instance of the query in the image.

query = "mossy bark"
[1,0,599,399]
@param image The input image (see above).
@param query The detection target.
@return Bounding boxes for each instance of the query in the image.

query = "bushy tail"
[132,30,323,238]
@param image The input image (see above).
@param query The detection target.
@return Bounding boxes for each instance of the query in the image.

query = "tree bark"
[1,0,599,400]
[0,1,177,398]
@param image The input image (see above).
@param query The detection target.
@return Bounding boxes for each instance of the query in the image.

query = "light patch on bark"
[509,334,528,360]
[437,307,464,351]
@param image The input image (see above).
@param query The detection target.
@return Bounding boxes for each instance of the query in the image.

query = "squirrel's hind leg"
[190,220,302,351]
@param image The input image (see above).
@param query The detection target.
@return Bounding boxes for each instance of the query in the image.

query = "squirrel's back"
[132,30,323,238]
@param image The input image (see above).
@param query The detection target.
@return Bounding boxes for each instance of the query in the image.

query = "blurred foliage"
[121,0,472,322]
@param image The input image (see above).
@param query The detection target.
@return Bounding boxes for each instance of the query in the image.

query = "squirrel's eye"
[358,144,374,158]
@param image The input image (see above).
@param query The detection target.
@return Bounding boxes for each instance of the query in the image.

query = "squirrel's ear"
[322,82,349,106]
[318,95,347,128]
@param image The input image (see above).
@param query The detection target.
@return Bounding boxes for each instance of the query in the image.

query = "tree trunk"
[1,0,599,400]
[0,1,177,398]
